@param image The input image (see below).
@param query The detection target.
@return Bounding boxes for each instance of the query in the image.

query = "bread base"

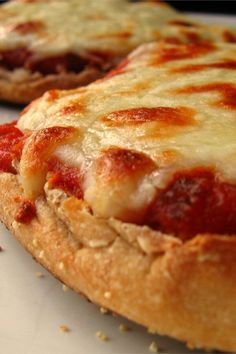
[0,172,235,352]
[0,67,103,104]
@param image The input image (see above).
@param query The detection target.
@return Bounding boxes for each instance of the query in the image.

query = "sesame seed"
[62,284,69,292]
[95,331,109,342]
[38,250,45,259]
[59,325,70,333]
[149,341,158,353]
[104,291,111,299]
[118,323,130,332]
[35,272,44,278]
[58,262,65,270]
[32,239,38,247]
[100,307,108,315]
[147,327,156,334]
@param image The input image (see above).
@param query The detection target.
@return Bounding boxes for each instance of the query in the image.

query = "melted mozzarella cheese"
[18,42,236,220]
[0,0,235,57]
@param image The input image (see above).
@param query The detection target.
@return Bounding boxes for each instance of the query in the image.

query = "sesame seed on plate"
[95,331,109,341]
[59,325,70,333]
[149,341,159,353]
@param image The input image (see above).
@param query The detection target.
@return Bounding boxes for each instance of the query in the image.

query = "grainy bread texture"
[0,67,103,104]
[0,173,235,352]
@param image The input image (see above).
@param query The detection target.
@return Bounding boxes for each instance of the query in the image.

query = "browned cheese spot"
[169,20,198,28]
[171,60,236,73]
[20,97,40,116]
[95,31,132,39]
[162,37,183,45]
[22,126,79,175]
[102,106,196,127]
[8,20,45,34]
[150,43,216,65]
[44,90,60,102]
[181,30,202,43]
[175,83,236,109]
[96,147,156,182]
[223,30,236,43]
[104,58,129,79]
[60,103,85,115]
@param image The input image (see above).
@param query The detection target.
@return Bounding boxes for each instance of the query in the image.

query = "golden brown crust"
[0,172,236,352]
[0,67,103,104]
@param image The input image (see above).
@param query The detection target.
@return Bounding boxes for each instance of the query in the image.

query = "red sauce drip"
[15,199,36,223]
[97,147,155,182]
[177,83,236,109]
[0,121,25,173]
[172,60,236,73]
[146,168,236,240]
[48,158,83,199]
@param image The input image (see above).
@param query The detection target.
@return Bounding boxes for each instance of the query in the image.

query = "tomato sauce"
[15,199,36,223]
[0,47,113,74]
[0,121,25,173]
[146,168,236,240]
[48,158,83,199]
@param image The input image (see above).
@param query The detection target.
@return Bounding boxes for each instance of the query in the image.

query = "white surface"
[0,13,235,354]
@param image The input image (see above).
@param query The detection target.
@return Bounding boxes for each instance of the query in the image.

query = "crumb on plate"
[62,284,69,292]
[38,250,45,259]
[35,272,44,278]
[100,307,109,315]
[95,331,109,341]
[147,327,156,334]
[104,291,111,299]
[59,324,70,333]
[149,341,159,353]
[118,323,131,332]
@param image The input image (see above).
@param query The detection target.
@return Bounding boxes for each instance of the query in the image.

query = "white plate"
[0,13,235,354]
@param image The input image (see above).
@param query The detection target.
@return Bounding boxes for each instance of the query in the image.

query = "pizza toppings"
[19,126,80,199]
[15,199,36,223]
[48,158,83,199]
[2,42,236,238]
[146,168,236,240]
[84,147,157,222]
[0,48,32,70]
[0,121,25,173]
[0,48,114,75]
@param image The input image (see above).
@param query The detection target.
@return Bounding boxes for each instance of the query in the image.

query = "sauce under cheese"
[15,42,236,237]
[0,0,236,61]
